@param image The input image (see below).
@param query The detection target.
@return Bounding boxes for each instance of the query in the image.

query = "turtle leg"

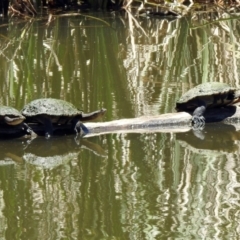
[22,123,37,138]
[44,119,54,138]
[38,116,53,138]
[192,101,206,129]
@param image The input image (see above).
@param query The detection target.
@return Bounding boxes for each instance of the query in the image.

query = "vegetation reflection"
[0,8,240,239]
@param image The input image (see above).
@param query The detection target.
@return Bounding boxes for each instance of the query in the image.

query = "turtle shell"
[0,106,25,125]
[21,98,82,124]
[176,82,238,112]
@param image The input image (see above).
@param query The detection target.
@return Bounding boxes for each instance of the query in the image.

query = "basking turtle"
[175,82,240,128]
[0,106,34,137]
[21,98,106,138]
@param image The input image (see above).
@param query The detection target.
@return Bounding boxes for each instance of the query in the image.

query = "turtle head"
[234,89,240,97]
[233,89,240,104]
[22,123,37,138]
[4,116,25,126]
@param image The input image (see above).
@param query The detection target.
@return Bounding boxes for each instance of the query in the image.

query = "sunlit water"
[0,10,240,239]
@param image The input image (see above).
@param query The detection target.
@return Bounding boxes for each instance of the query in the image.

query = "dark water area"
[1,10,240,239]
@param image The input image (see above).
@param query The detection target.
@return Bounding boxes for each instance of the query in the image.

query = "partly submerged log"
[0,111,192,139]
[85,112,192,135]
[2,105,240,139]
[85,105,240,137]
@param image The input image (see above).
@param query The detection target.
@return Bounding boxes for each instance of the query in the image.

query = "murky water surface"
[0,10,240,239]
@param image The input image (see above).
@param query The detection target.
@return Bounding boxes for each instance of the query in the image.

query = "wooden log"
[1,105,240,139]
[84,105,240,137]
[85,112,192,136]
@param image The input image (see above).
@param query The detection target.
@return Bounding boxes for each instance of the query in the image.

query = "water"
[0,10,240,239]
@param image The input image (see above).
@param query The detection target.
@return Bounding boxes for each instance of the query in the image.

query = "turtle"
[0,106,34,136]
[175,82,240,128]
[21,98,106,138]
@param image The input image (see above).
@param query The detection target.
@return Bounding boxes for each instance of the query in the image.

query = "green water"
[0,11,240,239]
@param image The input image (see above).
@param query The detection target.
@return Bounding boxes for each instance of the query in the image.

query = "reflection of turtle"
[23,137,107,169]
[21,98,106,138]
[175,82,240,128]
[0,138,24,165]
[176,123,239,153]
[0,106,33,137]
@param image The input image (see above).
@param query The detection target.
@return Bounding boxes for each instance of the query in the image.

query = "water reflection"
[0,136,108,238]
[0,138,24,165]
[0,127,240,238]
[177,123,240,153]
[24,137,106,168]
[173,125,240,239]
[0,136,107,167]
